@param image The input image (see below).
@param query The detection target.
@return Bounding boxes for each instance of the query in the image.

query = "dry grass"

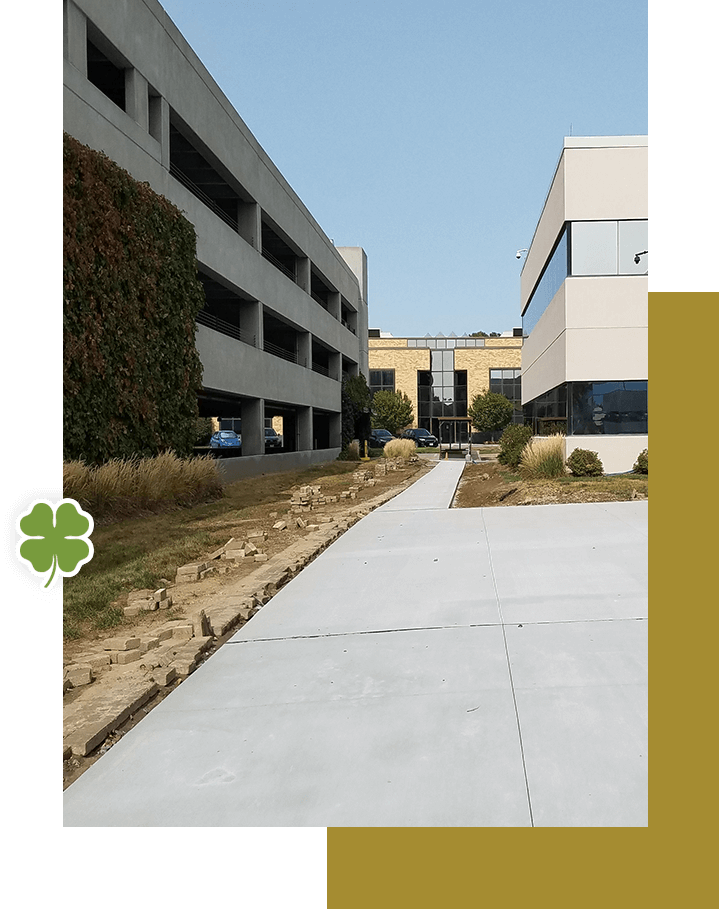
[519,434,567,479]
[64,452,224,522]
[383,438,416,459]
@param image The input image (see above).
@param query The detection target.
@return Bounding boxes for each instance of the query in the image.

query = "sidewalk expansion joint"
[228,622,505,644]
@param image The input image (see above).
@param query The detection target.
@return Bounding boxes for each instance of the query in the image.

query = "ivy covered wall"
[63,133,205,463]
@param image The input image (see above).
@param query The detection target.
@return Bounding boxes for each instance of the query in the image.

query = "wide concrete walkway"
[64,461,647,827]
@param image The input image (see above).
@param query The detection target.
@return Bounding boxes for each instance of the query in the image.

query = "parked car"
[401,428,439,448]
[265,427,282,451]
[369,429,396,448]
[210,430,241,452]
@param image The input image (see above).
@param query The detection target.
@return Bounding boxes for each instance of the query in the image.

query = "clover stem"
[45,554,57,589]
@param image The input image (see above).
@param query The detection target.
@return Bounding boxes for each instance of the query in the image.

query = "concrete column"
[298,406,313,451]
[329,413,342,449]
[149,95,170,168]
[297,331,311,369]
[329,350,342,381]
[242,398,264,456]
[296,257,310,293]
[125,69,149,131]
[64,0,87,74]
[240,300,262,349]
[238,201,261,250]
[328,291,341,321]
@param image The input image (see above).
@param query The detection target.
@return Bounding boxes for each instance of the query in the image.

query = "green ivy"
[63,134,205,463]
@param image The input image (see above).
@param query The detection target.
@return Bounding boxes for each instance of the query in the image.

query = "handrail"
[170,163,238,232]
[196,309,255,346]
[261,248,296,282]
[312,362,331,378]
[264,339,298,364]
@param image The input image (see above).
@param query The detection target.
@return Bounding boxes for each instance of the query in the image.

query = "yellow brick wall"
[368,347,430,424]
[369,339,523,424]
[455,347,522,407]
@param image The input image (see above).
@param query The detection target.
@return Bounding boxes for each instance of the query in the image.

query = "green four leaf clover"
[19,500,93,588]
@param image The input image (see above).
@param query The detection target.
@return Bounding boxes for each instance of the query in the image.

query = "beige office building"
[520,137,648,473]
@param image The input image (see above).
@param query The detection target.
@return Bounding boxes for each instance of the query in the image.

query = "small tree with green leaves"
[371,390,414,436]
[467,390,514,434]
[341,374,372,450]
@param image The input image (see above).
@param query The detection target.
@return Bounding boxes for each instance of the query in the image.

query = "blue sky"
[160,0,648,336]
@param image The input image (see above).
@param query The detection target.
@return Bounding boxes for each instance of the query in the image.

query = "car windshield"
[265,429,277,436]
[220,431,238,438]
[416,430,431,436]
[375,430,391,437]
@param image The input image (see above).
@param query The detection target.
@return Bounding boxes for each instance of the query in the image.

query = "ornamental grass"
[518,434,567,479]
[63,452,223,522]
[383,438,417,459]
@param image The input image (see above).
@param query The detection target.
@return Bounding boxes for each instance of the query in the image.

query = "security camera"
[634,254,640,265]
[516,252,522,259]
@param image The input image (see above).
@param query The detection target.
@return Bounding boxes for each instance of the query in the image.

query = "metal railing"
[196,309,255,346]
[261,248,296,283]
[311,362,331,378]
[264,339,299,364]
[310,290,330,310]
[170,163,238,233]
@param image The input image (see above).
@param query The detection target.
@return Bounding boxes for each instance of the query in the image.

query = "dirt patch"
[452,462,648,508]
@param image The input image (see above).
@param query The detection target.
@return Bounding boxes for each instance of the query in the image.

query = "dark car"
[265,427,282,451]
[401,428,439,448]
[369,429,395,448]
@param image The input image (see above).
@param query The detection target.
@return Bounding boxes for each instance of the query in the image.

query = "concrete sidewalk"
[64,462,647,827]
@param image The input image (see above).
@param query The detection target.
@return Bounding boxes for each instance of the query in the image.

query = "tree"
[467,390,514,433]
[470,331,501,338]
[371,390,414,436]
[341,374,372,449]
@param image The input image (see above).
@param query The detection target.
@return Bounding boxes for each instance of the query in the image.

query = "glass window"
[407,339,416,347]
[569,380,647,435]
[369,369,394,395]
[442,350,454,370]
[436,339,446,349]
[571,221,618,275]
[618,220,649,274]
[522,226,569,336]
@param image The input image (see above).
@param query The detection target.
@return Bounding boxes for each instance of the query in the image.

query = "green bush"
[498,424,533,470]
[566,448,604,477]
[467,390,514,434]
[371,389,414,436]
[633,449,648,474]
[195,417,214,446]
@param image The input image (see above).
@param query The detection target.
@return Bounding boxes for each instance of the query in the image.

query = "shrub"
[337,440,361,461]
[371,390,414,436]
[384,438,416,460]
[498,424,533,470]
[633,449,648,474]
[566,448,604,477]
[519,435,566,479]
[467,390,514,433]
